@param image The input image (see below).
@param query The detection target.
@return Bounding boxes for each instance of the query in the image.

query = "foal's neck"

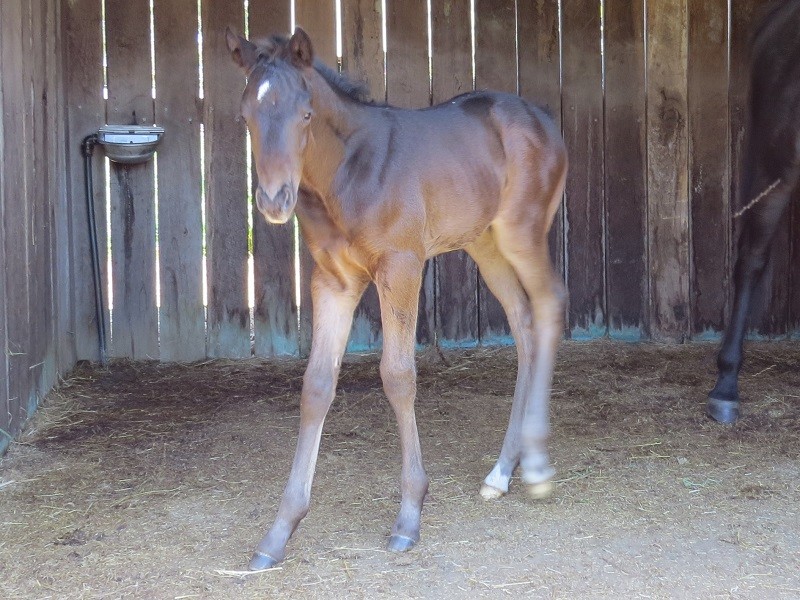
[300,67,368,202]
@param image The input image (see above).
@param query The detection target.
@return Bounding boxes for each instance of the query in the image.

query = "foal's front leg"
[375,253,429,552]
[249,270,365,570]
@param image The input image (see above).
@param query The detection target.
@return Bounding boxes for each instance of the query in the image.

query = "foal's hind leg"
[465,231,537,499]
[492,221,565,496]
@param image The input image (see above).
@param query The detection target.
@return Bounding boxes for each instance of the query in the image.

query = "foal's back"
[339,90,566,260]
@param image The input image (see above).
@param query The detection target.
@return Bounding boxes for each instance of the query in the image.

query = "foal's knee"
[380,358,416,405]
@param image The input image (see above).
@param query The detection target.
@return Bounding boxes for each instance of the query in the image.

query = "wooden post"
[646,0,690,341]
[604,0,647,339]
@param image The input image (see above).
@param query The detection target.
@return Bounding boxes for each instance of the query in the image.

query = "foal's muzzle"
[256,184,295,224]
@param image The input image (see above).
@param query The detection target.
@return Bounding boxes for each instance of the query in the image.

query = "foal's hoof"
[387,534,417,553]
[526,480,554,500]
[707,397,740,424]
[479,483,506,500]
[249,550,279,571]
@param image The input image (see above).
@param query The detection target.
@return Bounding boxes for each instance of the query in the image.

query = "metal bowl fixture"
[97,124,165,164]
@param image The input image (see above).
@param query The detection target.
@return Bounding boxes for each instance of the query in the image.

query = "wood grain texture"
[475,0,516,343]
[646,0,690,341]
[517,0,564,288]
[0,0,10,446]
[431,0,478,346]
[688,0,729,338]
[474,0,516,94]
[386,0,435,345]
[63,0,105,362]
[106,0,159,359]
[790,189,800,337]
[341,0,384,351]
[1,0,31,434]
[604,0,647,339]
[342,0,385,102]
[45,0,70,381]
[250,0,299,357]
[154,0,206,361]
[561,0,605,338]
[203,0,250,358]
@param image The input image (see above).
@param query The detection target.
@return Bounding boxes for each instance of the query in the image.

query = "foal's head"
[226,28,315,224]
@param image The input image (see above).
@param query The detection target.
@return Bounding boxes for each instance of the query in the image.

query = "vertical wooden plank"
[62,0,103,364]
[646,0,689,341]
[294,0,337,356]
[342,0,385,101]
[203,0,250,358]
[341,0,385,351]
[386,0,429,108]
[431,0,478,347]
[386,0,435,346]
[0,1,10,449]
[604,0,647,339]
[250,1,299,357]
[105,0,159,359]
[688,0,729,339]
[475,0,516,343]
[0,0,31,437]
[28,0,52,411]
[561,0,605,339]
[44,0,68,384]
[517,0,564,292]
[154,0,206,362]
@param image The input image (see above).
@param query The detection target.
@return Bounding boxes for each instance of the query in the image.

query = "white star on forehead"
[257,79,271,102]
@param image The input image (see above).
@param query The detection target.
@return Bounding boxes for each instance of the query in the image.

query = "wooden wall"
[56,0,800,369]
[0,0,71,453]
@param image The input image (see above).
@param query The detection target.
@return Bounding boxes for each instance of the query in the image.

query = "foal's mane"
[254,35,374,105]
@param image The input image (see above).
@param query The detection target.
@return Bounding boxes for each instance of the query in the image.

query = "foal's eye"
[303,112,312,122]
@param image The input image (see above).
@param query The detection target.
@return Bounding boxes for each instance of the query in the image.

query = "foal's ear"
[288,27,314,67]
[226,27,259,72]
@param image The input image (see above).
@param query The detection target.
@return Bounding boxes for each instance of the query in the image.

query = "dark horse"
[708,1,800,423]
[225,28,567,568]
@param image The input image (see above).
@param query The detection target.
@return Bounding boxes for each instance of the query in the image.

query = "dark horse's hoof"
[387,534,417,553]
[249,550,280,571]
[707,397,740,423]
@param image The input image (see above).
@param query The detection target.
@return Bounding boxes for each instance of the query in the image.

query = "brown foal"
[226,27,568,570]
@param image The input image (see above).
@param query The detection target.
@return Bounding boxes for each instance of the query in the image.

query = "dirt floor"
[1,341,799,599]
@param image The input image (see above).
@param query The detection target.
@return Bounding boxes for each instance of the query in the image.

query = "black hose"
[81,134,107,365]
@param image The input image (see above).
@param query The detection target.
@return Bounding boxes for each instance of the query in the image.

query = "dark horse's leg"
[707,176,794,423]
[249,269,366,570]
